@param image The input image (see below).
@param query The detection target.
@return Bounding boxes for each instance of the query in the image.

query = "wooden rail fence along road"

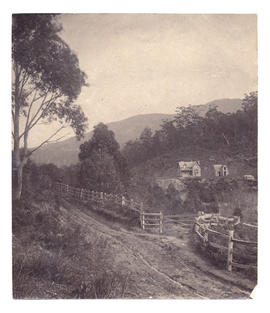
[56,183,164,233]
[56,182,142,211]
[194,213,257,272]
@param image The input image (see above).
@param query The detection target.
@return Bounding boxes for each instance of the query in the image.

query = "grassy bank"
[12,192,130,299]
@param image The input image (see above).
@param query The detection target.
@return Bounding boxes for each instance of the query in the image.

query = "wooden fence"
[56,182,143,212]
[194,213,257,271]
[140,211,164,234]
[56,183,162,233]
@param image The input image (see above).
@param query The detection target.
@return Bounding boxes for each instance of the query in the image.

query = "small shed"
[243,175,255,181]
[213,164,228,177]
[177,161,201,178]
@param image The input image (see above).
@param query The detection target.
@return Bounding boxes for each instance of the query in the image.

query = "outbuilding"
[177,161,201,178]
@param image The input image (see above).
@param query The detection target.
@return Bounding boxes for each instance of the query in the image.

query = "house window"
[194,168,199,176]
[218,171,221,176]
[223,167,227,176]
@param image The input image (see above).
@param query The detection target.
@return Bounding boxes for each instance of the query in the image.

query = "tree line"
[20,91,257,204]
[12,15,257,202]
[122,92,257,168]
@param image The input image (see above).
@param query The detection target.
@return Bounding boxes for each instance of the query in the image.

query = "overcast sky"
[29,14,257,147]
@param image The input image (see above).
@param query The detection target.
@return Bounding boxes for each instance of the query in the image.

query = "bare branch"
[18,91,51,140]
[25,89,38,129]
[222,133,230,146]
[18,71,30,103]
[27,126,66,157]
[23,86,37,99]
[27,91,61,128]
[50,134,69,143]
[28,92,50,125]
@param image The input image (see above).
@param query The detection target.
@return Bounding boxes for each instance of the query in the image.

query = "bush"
[13,196,132,298]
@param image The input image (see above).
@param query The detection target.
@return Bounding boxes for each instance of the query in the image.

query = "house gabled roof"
[178,161,200,170]
[213,164,227,171]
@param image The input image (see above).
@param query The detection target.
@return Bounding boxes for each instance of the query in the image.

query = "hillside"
[31,98,242,167]
[13,190,255,299]
[31,113,173,166]
[194,98,242,116]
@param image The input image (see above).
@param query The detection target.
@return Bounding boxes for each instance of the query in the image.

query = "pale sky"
[28,14,257,147]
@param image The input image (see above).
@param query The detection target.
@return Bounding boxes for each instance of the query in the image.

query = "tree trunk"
[13,163,23,200]
[13,63,24,201]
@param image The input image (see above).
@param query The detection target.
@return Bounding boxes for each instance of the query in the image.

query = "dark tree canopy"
[78,123,129,192]
[12,14,88,141]
[79,123,120,161]
[122,92,258,168]
[13,14,87,100]
[12,14,89,199]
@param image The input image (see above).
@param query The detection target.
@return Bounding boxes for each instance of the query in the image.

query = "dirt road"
[60,200,255,299]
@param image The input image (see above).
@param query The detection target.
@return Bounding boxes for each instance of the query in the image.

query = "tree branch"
[12,110,15,124]
[25,99,55,134]
[18,91,51,140]
[27,126,66,157]
[24,89,38,129]
[27,91,61,129]
[18,71,30,104]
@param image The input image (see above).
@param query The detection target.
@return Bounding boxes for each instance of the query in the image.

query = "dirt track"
[60,200,255,299]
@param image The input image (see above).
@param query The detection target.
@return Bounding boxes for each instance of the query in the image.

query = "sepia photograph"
[11,12,258,300]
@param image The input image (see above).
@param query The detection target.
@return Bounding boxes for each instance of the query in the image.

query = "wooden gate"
[140,211,163,234]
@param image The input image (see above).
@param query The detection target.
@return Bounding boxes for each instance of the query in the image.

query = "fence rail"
[194,213,257,272]
[56,183,163,233]
[140,211,163,233]
[56,182,143,212]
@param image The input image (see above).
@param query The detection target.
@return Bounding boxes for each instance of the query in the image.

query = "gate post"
[141,211,145,230]
[160,211,163,234]
[227,230,234,271]
[121,196,125,207]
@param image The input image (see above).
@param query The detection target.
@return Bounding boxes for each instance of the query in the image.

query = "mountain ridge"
[31,98,242,167]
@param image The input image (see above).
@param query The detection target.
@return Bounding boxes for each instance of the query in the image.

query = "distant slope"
[31,113,173,167]
[194,98,242,116]
[31,98,242,167]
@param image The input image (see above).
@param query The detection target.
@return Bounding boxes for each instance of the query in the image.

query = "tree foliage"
[122,92,258,168]
[12,14,88,199]
[77,123,129,193]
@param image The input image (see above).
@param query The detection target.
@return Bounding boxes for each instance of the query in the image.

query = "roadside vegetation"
[13,190,130,299]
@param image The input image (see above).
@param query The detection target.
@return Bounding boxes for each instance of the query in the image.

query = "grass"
[217,185,257,224]
[12,191,131,299]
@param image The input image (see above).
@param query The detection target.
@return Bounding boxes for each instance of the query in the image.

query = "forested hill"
[31,113,173,166]
[31,98,242,167]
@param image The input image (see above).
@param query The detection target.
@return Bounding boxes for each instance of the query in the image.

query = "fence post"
[141,211,145,230]
[121,196,125,207]
[203,228,208,246]
[66,184,69,194]
[160,211,163,234]
[227,230,234,271]
[100,192,104,206]
[80,188,84,200]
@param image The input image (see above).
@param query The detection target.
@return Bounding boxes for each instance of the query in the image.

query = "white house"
[177,161,201,178]
[213,164,228,177]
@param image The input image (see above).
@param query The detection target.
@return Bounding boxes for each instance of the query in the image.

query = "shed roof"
[213,164,227,170]
[178,161,200,170]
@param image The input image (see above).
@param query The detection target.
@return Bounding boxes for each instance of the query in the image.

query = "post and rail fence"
[56,183,257,269]
[56,182,163,233]
[194,212,257,272]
